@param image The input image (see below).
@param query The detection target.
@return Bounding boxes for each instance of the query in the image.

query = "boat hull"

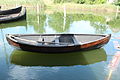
[0,6,26,23]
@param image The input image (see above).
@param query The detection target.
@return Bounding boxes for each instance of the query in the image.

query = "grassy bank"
[0,0,43,5]
[0,0,119,16]
[46,3,118,13]
[0,0,118,12]
[0,0,45,10]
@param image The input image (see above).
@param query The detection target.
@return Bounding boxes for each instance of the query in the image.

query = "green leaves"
[53,0,106,4]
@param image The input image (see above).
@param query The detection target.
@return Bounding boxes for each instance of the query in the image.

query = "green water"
[0,7,120,80]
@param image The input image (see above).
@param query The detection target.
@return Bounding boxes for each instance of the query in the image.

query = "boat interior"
[11,34,105,46]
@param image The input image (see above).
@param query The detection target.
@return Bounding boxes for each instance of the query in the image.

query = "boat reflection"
[0,20,27,29]
[10,48,107,67]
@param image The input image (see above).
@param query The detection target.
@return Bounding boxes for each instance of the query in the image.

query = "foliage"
[53,0,106,4]
[114,2,120,6]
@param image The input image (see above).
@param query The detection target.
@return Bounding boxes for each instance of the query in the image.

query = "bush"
[77,0,86,4]
[53,0,106,4]
[114,2,120,6]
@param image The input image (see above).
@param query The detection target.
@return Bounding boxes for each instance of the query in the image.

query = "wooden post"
[37,4,40,32]
[63,5,66,30]
[116,6,119,18]
[37,4,40,25]
[117,6,119,13]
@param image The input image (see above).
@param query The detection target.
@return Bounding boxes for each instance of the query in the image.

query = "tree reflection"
[48,13,107,33]
[48,12,70,32]
[27,13,46,33]
[91,22,107,34]
[28,10,111,34]
[0,20,27,29]
[107,16,120,32]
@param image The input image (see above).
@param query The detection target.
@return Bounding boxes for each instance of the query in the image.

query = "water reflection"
[27,12,108,34]
[10,48,107,67]
[0,20,27,29]
[107,18,120,32]
[0,20,27,46]
[1,8,120,80]
[27,13,46,33]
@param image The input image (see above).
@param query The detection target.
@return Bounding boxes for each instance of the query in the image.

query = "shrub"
[53,0,106,4]
[114,2,120,6]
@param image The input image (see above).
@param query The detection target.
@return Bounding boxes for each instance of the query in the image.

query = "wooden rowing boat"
[10,48,107,66]
[6,34,111,53]
[0,6,26,23]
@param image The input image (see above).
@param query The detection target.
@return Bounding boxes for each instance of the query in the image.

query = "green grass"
[0,0,45,10]
[0,0,118,12]
[0,0,119,17]
[47,3,118,13]
[0,0,43,5]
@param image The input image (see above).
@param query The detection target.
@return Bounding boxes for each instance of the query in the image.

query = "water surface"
[0,8,120,80]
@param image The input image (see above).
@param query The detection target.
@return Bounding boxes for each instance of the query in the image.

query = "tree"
[107,0,117,3]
